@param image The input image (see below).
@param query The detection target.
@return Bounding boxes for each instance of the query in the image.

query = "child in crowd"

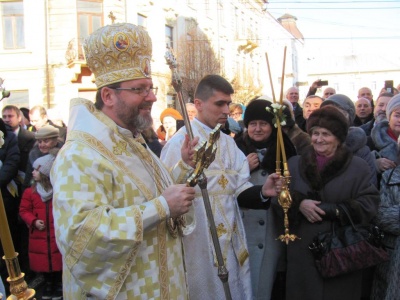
[19,149,62,300]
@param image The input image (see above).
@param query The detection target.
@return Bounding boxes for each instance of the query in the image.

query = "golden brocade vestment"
[51,98,189,300]
[161,118,253,300]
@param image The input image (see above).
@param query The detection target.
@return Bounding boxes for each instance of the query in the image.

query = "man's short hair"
[95,82,121,110]
[29,105,47,117]
[194,75,234,101]
[2,105,21,117]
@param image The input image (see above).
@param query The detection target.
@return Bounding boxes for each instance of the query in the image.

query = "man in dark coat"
[286,87,305,128]
[2,105,35,183]
[2,105,36,283]
[29,105,67,142]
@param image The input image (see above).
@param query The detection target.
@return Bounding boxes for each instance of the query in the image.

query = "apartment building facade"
[0,0,301,124]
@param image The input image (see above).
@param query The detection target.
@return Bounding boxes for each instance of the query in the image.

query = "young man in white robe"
[161,75,282,300]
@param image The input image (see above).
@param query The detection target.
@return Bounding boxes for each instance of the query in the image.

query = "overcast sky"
[266,0,400,56]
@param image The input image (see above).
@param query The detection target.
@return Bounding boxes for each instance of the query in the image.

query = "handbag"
[308,204,389,278]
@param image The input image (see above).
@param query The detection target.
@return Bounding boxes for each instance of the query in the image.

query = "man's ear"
[193,98,202,111]
[101,87,115,107]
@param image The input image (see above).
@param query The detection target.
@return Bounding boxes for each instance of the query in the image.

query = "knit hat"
[160,108,183,123]
[33,154,56,177]
[386,94,400,119]
[321,94,355,124]
[35,124,59,139]
[307,106,349,143]
[227,117,243,134]
[243,99,274,128]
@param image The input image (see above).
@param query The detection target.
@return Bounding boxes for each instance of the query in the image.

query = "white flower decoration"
[265,103,287,128]
[0,131,4,148]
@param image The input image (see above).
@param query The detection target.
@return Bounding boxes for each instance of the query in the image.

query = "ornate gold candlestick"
[0,191,35,299]
[276,166,299,244]
[265,48,300,243]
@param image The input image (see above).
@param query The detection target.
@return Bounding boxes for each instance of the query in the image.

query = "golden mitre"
[84,23,152,88]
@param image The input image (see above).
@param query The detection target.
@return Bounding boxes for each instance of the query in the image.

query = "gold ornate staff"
[265,48,300,244]
[0,191,35,299]
[165,48,232,300]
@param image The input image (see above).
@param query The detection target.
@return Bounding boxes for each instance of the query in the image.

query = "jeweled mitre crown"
[84,23,152,88]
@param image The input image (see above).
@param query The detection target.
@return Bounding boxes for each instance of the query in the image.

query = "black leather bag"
[309,205,389,278]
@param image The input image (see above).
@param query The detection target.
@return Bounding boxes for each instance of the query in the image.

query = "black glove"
[317,203,339,220]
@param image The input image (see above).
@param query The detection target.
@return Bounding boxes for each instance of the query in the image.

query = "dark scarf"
[300,144,352,191]
[235,130,297,174]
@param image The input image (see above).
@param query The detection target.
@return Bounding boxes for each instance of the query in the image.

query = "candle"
[0,192,15,259]
[265,52,276,103]
[278,47,287,106]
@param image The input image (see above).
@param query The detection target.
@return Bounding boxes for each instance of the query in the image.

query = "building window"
[2,90,29,107]
[165,25,173,49]
[137,14,147,29]
[2,1,25,49]
[77,0,103,59]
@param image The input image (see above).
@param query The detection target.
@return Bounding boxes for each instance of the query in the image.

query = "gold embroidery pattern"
[106,239,141,300]
[238,250,249,267]
[65,207,102,268]
[113,140,131,156]
[154,198,167,220]
[158,221,170,300]
[216,223,228,238]
[68,131,154,201]
[217,174,229,189]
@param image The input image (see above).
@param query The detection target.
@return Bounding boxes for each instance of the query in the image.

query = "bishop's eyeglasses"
[109,87,158,97]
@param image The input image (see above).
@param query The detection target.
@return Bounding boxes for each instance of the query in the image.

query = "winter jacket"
[371,166,400,300]
[0,129,20,256]
[235,131,297,299]
[346,126,377,187]
[19,188,62,273]
[371,120,398,163]
[286,145,380,300]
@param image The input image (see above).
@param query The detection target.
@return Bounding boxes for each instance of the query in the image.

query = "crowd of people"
[0,22,398,300]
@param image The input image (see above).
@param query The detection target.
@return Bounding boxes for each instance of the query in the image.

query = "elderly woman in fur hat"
[320,94,377,187]
[286,106,380,300]
[235,98,297,300]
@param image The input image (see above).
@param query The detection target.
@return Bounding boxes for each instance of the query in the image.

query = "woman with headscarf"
[156,107,183,144]
[235,99,297,300]
[286,106,380,300]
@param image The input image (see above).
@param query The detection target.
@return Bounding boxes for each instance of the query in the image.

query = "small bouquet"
[265,103,287,128]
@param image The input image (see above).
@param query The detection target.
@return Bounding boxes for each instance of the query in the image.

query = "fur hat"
[307,106,349,143]
[160,108,183,123]
[33,154,56,178]
[84,23,152,88]
[35,124,59,139]
[386,93,400,120]
[321,94,355,124]
[243,99,274,128]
